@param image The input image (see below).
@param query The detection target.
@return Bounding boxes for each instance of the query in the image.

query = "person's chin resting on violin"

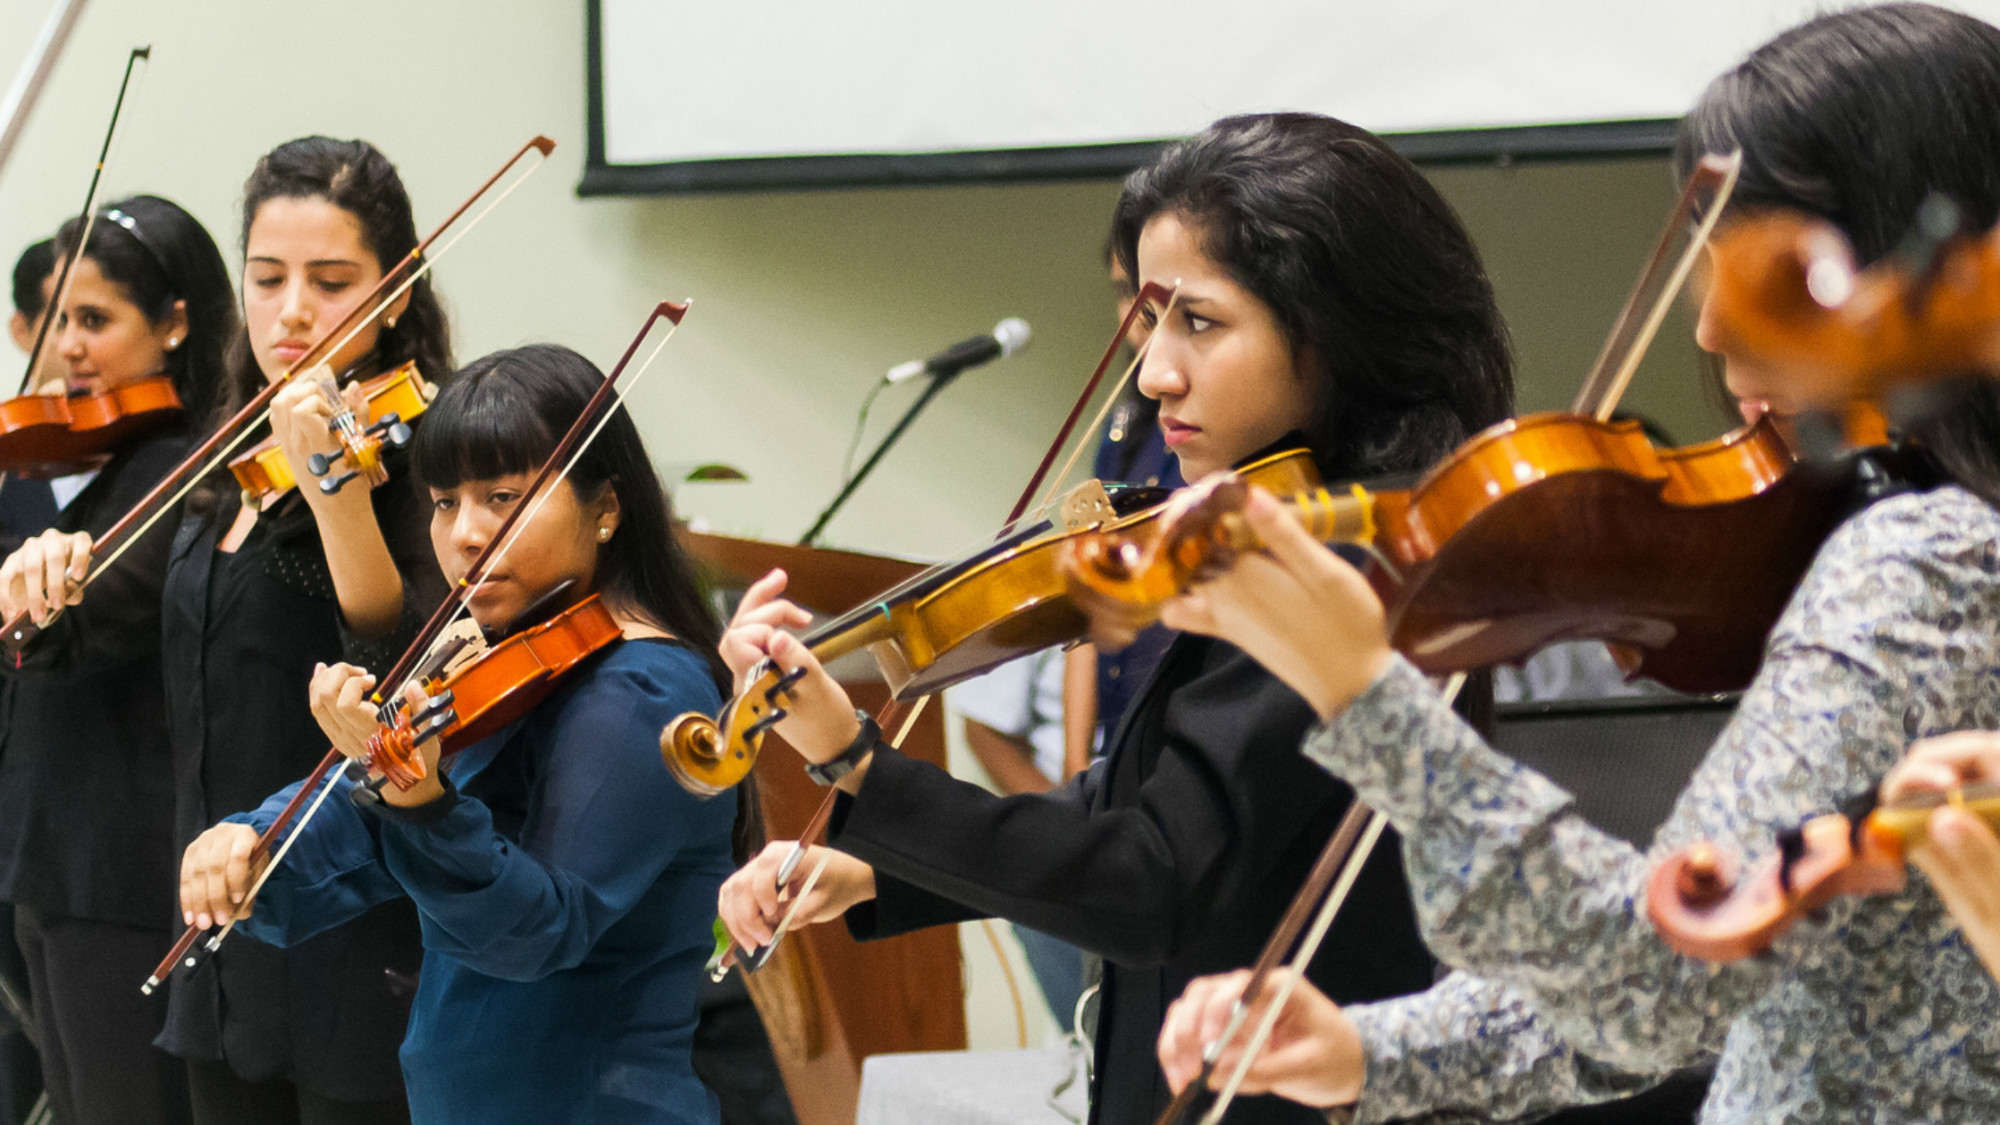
[176,345,739,1125]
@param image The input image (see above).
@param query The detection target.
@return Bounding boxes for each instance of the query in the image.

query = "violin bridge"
[1057,479,1116,531]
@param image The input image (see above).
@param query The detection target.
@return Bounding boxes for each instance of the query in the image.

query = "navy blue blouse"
[228,638,735,1125]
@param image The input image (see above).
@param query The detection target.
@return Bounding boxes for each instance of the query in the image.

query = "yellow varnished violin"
[227,361,434,506]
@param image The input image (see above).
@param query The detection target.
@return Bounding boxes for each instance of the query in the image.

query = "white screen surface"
[598,0,2000,170]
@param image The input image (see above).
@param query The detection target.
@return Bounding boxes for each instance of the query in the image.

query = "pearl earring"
[597,526,612,542]
[166,336,180,349]
[384,315,397,329]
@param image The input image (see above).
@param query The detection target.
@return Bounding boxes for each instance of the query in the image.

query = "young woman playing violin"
[178,344,738,1125]
[715,111,1513,1125]
[1155,6,2000,1122]
[0,194,235,1125]
[149,138,452,1125]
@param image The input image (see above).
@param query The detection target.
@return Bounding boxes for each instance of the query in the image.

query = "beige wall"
[3,0,1727,565]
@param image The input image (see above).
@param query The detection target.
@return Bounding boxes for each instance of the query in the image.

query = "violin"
[1646,783,2000,962]
[659,439,1289,798]
[1701,201,2000,412]
[0,376,183,477]
[363,592,622,791]
[228,362,433,507]
[660,280,1188,797]
[1063,407,1909,695]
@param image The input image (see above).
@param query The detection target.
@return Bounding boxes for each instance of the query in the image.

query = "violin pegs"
[306,450,337,477]
[319,469,363,495]
[765,665,807,703]
[745,707,788,741]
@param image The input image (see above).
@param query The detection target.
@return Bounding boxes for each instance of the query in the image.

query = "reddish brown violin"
[1647,783,2000,961]
[0,376,183,477]
[365,593,621,790]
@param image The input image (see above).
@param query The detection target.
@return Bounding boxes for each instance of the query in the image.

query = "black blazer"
[154,450,444,1102]
[0,430,190,928]
[832,634,1437,1125]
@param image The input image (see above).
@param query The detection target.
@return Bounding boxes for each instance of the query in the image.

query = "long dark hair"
[189,137,455,513]
[410,344,727,691]
[217,136,453,420]
[1674,2,2000,505]
[53,195,236,420]
[1110,112,1515,483]
[412,344,761,854]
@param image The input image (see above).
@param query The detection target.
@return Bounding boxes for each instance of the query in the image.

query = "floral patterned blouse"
[1309,485,2000,1124]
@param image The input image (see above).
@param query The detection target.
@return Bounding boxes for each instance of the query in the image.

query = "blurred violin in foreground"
[1702,198,2000,413]
[1647,783,2000,961]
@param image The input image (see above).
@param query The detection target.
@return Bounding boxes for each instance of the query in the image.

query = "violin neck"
[1868,782,2000,847]
[1285,486,1376,548]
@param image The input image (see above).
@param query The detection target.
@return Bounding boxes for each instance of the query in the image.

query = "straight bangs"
[412,362,563,490]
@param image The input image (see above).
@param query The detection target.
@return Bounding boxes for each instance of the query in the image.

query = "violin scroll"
[662,660,798,798]
[1645,783,2000,962]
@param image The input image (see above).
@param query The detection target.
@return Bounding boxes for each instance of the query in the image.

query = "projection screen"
[582,0,2000,195]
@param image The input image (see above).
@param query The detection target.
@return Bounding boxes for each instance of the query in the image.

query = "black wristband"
[805,710,880,787]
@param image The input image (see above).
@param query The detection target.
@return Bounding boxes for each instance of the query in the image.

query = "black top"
[0,430,190,927]
[154,453,446,1102]
[0,477,58,557]
[832,634,1437,1125]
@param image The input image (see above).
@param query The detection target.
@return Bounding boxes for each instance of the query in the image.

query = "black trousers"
[184,1059,407,1125]
[12,905,189,1125]
[0,903,42,1125]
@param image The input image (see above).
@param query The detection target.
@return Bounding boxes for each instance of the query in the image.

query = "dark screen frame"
[581,0,1679,197]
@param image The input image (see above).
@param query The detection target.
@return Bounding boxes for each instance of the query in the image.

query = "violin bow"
[1158,673,1464,1125]
[17,46,150,398]
[709,281,1184,979]
[0,0,90,182]
[145,297,691,992]
[1571,151,1742,421]
[11,135,555,660]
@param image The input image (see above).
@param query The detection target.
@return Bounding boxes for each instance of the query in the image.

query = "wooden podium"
[679,530,967,1125]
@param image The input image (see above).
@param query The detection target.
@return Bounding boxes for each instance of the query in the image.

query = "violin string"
[386,313,685,703]
[74,150,551,591]
[1190,670,1466,1125]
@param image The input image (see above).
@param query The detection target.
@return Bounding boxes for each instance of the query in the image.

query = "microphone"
[885,317,1031,384]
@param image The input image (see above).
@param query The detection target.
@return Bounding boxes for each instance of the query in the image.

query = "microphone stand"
[799,371,956,547]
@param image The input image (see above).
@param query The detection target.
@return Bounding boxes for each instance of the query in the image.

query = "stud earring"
[384,315,397,329]
[166,336,180,349]
[597,526,612,542]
